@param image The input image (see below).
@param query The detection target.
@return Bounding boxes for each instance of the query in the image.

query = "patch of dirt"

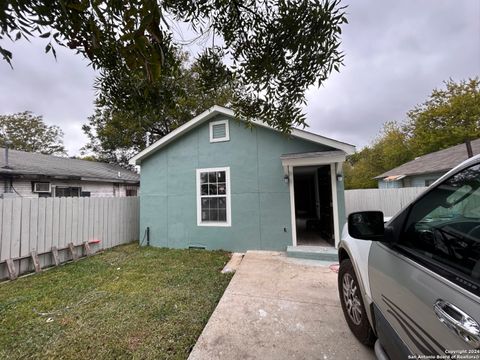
[127,332,146,351]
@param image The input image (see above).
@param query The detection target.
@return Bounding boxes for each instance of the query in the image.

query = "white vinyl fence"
[345,187,428,217]
[0,196,139,280]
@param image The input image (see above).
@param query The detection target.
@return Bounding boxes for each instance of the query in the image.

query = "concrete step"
[286,245,338,262]
[221,253,244,273]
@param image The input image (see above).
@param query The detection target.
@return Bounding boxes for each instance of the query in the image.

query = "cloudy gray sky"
[1,0,479,155]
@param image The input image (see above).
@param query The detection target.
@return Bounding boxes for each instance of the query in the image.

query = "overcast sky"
[0,0,479,156]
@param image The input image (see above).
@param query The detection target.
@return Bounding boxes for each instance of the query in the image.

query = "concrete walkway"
[189,251,375,360]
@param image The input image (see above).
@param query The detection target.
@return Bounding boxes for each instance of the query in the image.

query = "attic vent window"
[209,120,229,143]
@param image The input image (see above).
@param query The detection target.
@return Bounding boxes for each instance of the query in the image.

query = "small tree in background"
[82,50,235,166]
[345,77,480,189]
[406,78,480,156]
[0,111,66,156]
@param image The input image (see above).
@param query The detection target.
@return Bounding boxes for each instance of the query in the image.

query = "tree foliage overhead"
[345,77,480,189]
[82,50,235,165]
[0,111,66,155]
[1,0,347,131]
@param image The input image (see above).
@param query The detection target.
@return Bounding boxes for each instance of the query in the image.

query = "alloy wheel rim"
[342,273,362,325]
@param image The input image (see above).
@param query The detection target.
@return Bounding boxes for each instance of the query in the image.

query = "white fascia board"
[129,106,234,165]
[250,119,355,155]
[280,152,346,167]
[291,129,355,155]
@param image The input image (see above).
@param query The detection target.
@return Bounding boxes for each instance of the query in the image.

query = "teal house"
[130,106,355,252]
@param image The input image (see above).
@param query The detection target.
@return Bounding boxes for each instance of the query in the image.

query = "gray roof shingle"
[0,148,139,183]
[375,139,480,179]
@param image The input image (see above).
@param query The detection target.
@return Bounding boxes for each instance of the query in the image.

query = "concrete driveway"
[189,251,375,360]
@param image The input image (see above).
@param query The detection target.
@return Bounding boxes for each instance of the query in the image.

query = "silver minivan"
[338,155,480,358]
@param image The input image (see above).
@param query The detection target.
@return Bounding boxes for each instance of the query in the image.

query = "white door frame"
[288,165,298,247]
[283,156,343,248]
[314,170,321,219]
[330,163,340,248]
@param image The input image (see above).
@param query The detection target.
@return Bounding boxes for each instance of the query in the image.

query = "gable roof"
[129,105,356,165]
[375,138,480,179]
[0,148,139,183]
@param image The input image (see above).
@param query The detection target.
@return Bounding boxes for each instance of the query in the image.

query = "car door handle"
[434,299,480,348]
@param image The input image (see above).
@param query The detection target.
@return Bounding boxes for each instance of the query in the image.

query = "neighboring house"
[0,148,139,198]
[130,105,355,252]
[375,139,480,188]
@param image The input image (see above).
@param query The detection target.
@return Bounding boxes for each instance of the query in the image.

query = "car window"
[399,163,480,294]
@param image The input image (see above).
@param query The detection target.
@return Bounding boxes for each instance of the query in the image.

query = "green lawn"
[0,243,232,359]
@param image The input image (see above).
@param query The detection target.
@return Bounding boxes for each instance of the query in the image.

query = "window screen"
[55,187,81,197]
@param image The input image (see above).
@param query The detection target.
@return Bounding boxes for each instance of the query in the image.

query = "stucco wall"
[140,115,346,252]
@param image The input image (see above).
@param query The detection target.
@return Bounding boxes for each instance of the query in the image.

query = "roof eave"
[130,105,232,165]
[375,168,454,180]
[0,170,139,184]
[129,105,356,165]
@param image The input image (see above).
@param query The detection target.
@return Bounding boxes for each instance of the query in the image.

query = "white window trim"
[209,119,230,143]
[33,182,51,193]
[196,167,231,227]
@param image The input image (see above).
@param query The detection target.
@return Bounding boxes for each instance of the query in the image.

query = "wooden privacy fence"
[345,187,428,217]
[0,196,139,280]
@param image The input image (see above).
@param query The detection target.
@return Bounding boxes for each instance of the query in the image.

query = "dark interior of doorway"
[293,165,334,246]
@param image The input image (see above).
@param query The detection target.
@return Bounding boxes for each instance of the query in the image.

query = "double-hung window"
[196,167,231,226]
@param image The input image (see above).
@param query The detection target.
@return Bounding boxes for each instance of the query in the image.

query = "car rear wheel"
[338,259,376,346]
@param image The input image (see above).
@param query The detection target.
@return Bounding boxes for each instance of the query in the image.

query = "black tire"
[338,259,376,346]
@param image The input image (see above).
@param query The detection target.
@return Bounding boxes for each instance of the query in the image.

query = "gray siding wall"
[409,172,445,187]
[378,172,445,189]
[0,179,138,198]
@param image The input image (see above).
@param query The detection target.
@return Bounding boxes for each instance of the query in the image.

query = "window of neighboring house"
[126,189,137,197]
[196,167,231,226]
[209,120,230,143]
[32,182,51,193]
[55,186,81,197]
[425,179,436,187]
[81,191,91,197]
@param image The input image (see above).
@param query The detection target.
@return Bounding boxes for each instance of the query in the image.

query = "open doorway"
[293,165,334,246]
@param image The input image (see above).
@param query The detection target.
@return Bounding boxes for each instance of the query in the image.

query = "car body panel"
[339,154,480,356]
[340,227,373,301]
[338,236,375,330]
[373,303,410,360]
[369,242,480,354]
